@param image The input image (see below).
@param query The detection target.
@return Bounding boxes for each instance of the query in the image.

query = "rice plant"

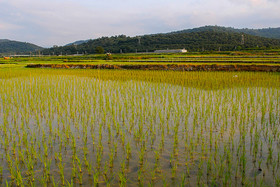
[0,68,279,186]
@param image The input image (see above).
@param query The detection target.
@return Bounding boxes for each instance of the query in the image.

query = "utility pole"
[241,34,245,45]
[137,36,141,45]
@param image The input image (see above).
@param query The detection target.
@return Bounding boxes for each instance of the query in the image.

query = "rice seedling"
[0,68,279,186]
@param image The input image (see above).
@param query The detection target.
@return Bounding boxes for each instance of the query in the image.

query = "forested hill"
[174,26,280,39]
[42,29,280,55]
[0,39,43,55]
[65,40,90,46]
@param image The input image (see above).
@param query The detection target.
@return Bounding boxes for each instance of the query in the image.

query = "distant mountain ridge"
[173,26,280,39]
[0,39,43,55]
[42,25,280,54]
[2,26,279,55]
[0,39,10,43]
[64,39,90,46]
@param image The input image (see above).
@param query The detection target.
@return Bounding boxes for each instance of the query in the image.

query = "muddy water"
[0,70,279,186]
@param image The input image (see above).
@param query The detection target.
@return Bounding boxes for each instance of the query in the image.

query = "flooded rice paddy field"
[0,69,279,186]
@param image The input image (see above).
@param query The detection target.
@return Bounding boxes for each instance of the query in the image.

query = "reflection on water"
[0,69,279,186]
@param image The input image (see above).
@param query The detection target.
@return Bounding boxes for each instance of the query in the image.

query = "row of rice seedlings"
[0,69,279,186]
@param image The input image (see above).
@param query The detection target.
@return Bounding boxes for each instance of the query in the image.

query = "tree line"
[42,31,280,55]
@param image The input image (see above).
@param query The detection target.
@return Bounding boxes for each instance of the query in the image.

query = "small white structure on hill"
[154,48,187,53]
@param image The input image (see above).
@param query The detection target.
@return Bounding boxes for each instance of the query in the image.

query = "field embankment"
[27,63,280,72]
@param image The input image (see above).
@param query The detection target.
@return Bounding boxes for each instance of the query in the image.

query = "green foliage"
[174,26,280,39]
[42,30,280,55]
[95,46,104,54]
[0,39,43,54]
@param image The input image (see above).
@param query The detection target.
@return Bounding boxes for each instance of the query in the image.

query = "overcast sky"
[1,0,279,47]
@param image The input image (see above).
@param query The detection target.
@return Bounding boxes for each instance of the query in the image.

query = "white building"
[154,48,187,53]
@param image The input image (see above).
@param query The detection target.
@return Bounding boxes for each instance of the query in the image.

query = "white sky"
[0,0,279,47]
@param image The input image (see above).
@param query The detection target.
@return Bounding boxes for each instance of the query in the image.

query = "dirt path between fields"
[26,64,280,72]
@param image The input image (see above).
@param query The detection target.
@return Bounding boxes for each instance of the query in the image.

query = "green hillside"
[175,26,280,39]
[0,39,43,55]
[42,29,280,55]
